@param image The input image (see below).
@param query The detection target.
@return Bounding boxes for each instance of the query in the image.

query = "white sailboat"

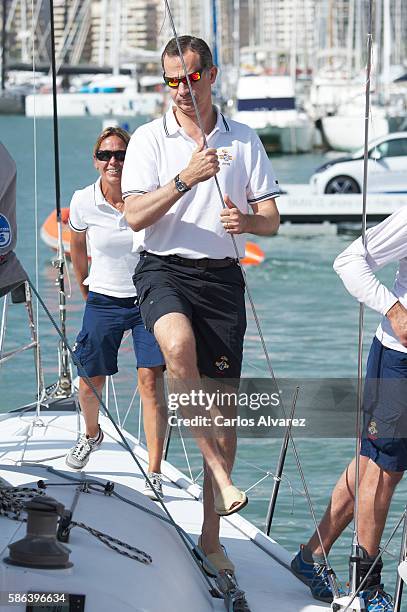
[1,4,327,610]
[2,3,407,611]
[0,400,329,612]
[321,96,389,152]
[316,0,407,152]
[23,0,163,118]
[0,131,327,609]
[232,74,315,154]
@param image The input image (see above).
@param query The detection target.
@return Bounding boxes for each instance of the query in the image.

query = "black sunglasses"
[96,150,126,162]
[163,69,203,88]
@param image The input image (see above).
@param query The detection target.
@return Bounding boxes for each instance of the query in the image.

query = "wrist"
[179,170,193,189]
[386,300,402,320]
[241,213,251,234]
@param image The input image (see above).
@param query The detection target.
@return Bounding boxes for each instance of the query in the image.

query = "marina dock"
[279,184,407,224]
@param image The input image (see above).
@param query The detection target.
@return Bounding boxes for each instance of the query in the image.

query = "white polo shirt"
[333,206,407,353]
[68,178,139,297]
[121,106,280,259]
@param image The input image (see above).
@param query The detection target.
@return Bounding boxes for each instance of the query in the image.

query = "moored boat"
[232,75,315,154]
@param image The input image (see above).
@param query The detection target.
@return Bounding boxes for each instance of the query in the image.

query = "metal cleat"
[332,595,365,611]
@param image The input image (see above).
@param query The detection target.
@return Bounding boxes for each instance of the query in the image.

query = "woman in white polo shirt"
[66,126,166,500]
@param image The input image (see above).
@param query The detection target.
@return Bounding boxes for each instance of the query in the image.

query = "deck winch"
[4,495,72,569]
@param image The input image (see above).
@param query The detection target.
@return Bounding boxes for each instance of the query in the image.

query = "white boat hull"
[0,405,328,611]
[233,111,315,154]
[321,115,389,152]
[25,92,163,117]
[258,123,316,154]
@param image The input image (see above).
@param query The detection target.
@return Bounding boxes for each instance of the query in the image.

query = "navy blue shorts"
[73,291,164,377]
[361,336,407,472]
[133,252,246,379]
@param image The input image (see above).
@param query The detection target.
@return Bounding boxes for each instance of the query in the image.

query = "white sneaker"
[143,472,163,500]
[65,428,104,470]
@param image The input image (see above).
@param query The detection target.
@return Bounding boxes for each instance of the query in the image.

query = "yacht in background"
[320,96,389,152]
[231,75,315,154]
[25,73,163,117]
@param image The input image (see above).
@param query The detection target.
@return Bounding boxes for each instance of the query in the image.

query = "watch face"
[175,178,188,192]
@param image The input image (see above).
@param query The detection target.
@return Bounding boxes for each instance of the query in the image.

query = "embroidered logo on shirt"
[215,355,230,371]
[368,419,378,439]
[0,214,12,249]
[217,148,233,166]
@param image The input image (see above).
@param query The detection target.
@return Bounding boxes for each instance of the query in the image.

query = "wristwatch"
[174,174,191,193]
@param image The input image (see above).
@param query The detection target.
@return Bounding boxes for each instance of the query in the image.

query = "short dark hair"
[161,35,214,72]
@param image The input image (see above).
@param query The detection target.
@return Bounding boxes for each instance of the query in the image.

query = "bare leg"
[153,313,232,494]
[357,461,403,556]
[201,428,237,554]
[78,375,105,438]
[138,366,166,473]
[200,382,238,554]
[308,455,403,557]
[307,456,366,556]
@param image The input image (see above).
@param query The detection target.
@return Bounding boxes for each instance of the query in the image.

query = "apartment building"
[90,0,160,66]
[5,0,92,64]
[3,0,406,74]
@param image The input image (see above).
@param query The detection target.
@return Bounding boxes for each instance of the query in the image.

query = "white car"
[311,132,407,194]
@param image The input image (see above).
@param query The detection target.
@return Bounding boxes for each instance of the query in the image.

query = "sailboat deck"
[0,408,329,611]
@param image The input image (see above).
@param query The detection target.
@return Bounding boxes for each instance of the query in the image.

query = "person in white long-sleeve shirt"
[291,208,407,611]
[334,207,407,350]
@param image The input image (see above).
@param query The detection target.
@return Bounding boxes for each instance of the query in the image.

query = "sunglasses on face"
[96,149,126,162]
[163,69,203,88]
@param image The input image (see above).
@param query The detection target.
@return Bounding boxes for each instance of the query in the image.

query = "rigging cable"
[349,0,374,600]
[49,0,72,398]
[30,0,43,417]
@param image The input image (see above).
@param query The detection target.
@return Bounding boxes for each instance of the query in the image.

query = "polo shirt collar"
[93,177,122,219]
[94,177,105,206]
[163,104,230,137]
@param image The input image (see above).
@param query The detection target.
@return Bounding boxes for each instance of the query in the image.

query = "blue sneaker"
[291,546,334,603]
[359,586,393,611]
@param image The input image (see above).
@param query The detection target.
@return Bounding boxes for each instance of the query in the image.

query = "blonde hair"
[93,126,130,156]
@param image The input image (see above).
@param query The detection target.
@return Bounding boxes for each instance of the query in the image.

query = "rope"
[0,484,151,565]
[0,486,45,520]
[66,521,152,565]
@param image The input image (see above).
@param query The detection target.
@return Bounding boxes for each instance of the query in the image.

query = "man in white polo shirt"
[123,35,280,575]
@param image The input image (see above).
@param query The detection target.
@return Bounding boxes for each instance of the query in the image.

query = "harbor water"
[1,116,406,607]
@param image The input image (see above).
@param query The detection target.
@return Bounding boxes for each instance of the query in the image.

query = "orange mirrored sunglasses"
[163,69,203,88]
